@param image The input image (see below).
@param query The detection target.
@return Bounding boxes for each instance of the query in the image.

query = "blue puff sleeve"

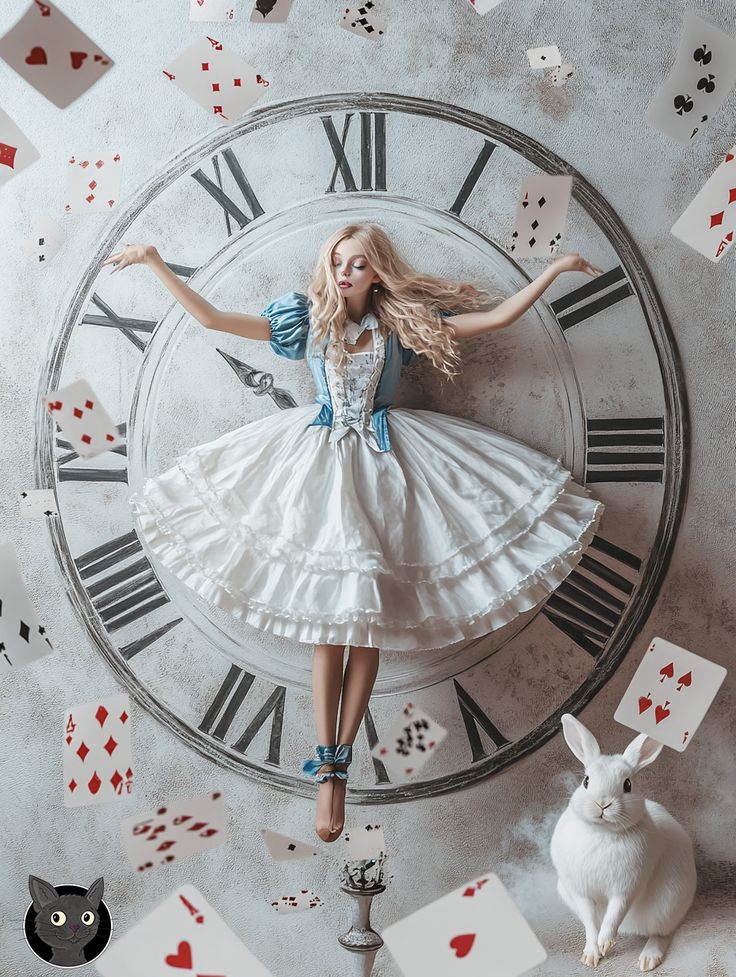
[260,291,310,360]
[400,343,418,366]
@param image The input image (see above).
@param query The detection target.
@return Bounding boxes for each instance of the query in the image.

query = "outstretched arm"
[102,244,271,340]
[445,253,603,340]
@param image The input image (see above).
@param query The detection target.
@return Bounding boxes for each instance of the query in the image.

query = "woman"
[104,223,604,843]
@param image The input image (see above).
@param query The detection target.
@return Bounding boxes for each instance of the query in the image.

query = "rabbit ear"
[561,713,601,765]
[623,733,663,772]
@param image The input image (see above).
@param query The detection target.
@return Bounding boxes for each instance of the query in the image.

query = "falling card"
[0,0,113,109]
[526,45,562,70]
[63,153,122,213]
[671,145,736,262]
[549,63,575,87]
[43,378,119,459]
[0,106,40,189]
[645,12,736,144]
[372,702,448,780]
[96,884,273,976]
[510,173,573,258]
[0,541,53,672]
[190,0,236,21]
[164,35,269,123]
[121,791,227,872]
[260,829,320,862]
[250,0,293,22]
[340,3,385,41]
[18,488,58,519]
[466,0,507,14]
[269,889,323,913]
[24,215,64,265]
[344,823,386,861]
[614,636,727,751]
[63,693,134,807]
[383,873,547,977]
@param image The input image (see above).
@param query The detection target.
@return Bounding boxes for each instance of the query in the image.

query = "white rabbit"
[550,713,696,971]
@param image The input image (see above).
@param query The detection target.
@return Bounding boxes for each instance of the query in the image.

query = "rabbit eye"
[51,911,67,926]
[623,778,632,793]
[582,775,589,789]
[81,911,95,925]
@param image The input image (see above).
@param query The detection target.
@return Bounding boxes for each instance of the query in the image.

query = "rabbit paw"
[597,935,616,957]
[580,943,601,967]
[638,952,663,972]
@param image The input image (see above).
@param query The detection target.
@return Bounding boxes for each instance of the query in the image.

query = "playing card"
[0,106,40,189]
[526,45,562,70]
[269,889,323,913]
[18,488,58,519]
[164,36,269,123]
[190,0,236,21]
[121,791,227,872]
[671,145,736,262]
[645,12,736,144]
[344,823,386,861]
[63,153,122,214]
[614,636,727,751]
[340,3,386,40]
[96,884,273,976]
[0,541,53,672]
[466,0,507,14]
[259,829,320,861]
[0,0,113,109]
[383,873,547,977]
[250,0,293,22]
[63,693,134,807]
[24,215,64,265]
[43,378,119,459]
[510,174,573,258]
[549,63,575,87]
[371,702,448,780]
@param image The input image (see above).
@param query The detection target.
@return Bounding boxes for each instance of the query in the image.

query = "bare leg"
[330,644,380,836]
[311,644,346,842]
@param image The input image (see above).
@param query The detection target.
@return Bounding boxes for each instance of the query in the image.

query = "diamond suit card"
[43,378,120,459]
[671,145,736,262]
[0,106,40,189]
[0,541,53,671]
[121,791,227,872]
[63,693,134,807]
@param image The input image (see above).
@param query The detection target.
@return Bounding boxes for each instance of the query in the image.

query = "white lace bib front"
[324,326,386,451]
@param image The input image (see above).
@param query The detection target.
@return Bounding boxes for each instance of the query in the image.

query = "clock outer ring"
[37,92,689,802]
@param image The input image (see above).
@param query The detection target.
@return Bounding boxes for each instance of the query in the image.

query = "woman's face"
[331,237,380,301]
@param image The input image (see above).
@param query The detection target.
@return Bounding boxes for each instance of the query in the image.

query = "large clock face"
[40,93,687,803]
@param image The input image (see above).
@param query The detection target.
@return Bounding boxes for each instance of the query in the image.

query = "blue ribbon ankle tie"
[302,744,353,782]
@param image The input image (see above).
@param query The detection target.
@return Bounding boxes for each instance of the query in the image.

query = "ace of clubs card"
[671,145,736,262]
[383,873,547,977]
[121,791,227,872]
[614,636,726,751]
[510,174,573,257]
[43,378,119,459]
[62,693,134,807]
[95,884,273,976]
[0,541,53,672]
[0,0,113,109]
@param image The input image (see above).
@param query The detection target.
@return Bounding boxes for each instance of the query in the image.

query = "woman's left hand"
[549,253,604,278]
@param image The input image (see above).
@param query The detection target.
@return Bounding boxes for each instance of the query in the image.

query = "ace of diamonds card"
[63,693,134,807]
[614,636,726,751]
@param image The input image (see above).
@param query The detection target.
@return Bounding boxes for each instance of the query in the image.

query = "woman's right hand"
[102,243,157,274]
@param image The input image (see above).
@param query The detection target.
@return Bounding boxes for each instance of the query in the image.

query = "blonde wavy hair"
[306,223,504,378]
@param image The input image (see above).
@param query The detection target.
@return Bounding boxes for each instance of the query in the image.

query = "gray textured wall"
[1,1,734,975]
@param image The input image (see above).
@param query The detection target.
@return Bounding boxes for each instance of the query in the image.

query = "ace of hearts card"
[614,636,726,751]
[383,872,547,977]
[96,884,273,976]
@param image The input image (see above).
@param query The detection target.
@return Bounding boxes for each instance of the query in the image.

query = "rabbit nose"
[596,800,612,811]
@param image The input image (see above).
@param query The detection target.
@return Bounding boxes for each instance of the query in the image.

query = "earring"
[372,284,380,293]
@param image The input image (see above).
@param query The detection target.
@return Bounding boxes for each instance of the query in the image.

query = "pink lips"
[338,281,352,288]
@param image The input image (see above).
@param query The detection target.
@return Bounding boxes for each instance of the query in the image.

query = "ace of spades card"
[62,693,134,807]
[371,702,448,780]
[43,378,119,459]
[0,541,53,672]
[0,0,113,109]
[121,791,227,873]
[259,829,319,861]
[341,3,386,41]
[164,35,268,123]
[0,106,40,189]
[383,873,547,977]
[510,174,573,258]
[671,145,736,262]
[645,12,736,144]
[96,884,273,977]
[614,636,726,751]
[526,45,562,70]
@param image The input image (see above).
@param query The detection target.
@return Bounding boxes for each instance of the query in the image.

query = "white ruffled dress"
[128,294,604,652]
